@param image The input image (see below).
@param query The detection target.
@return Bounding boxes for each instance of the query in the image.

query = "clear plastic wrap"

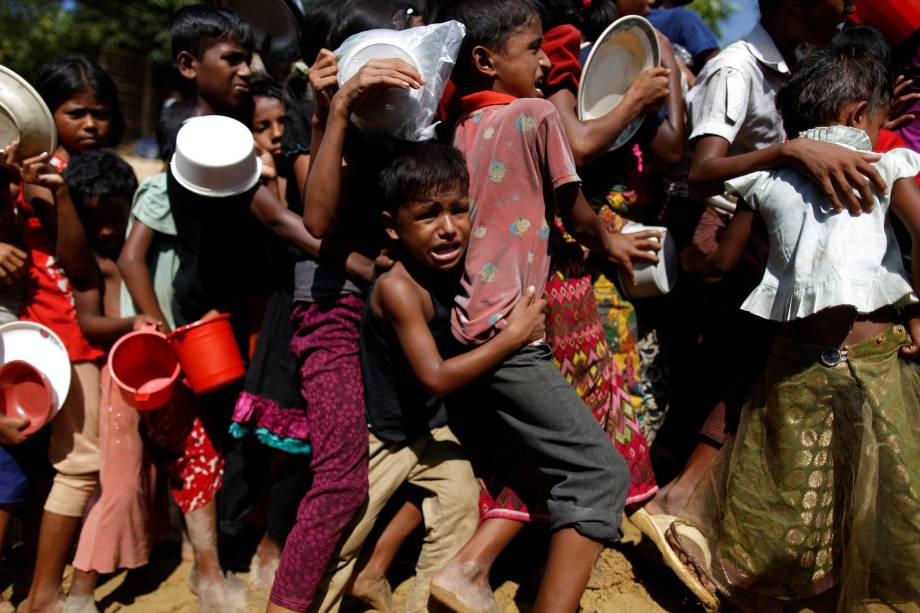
[335,20,465,141]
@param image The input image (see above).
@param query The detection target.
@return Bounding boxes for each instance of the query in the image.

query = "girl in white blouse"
[671,31,920,611]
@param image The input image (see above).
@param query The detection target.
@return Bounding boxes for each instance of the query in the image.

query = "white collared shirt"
[726,126,920,322]
[687,22,790,155]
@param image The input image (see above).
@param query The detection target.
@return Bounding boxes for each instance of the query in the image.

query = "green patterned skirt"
[672,325,920,611]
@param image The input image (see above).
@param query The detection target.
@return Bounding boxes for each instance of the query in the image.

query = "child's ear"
[176,51,198,80]
[848,100,871,130]
[471,45,497,79]
[382,210,399,241]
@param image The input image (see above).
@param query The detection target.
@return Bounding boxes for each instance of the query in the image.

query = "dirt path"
[64,522,703,613]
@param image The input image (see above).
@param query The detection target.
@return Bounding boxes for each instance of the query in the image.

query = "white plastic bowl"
[170,115,262,198]
[0,64,57,160]
[337,31,421,137]
[577,16,660,151]
[617,223,677,299]
[0,321,71,419]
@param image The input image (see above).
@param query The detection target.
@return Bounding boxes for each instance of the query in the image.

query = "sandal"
[629,508,720,610]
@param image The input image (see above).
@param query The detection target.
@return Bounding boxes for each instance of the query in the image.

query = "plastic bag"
[335,20,465,141]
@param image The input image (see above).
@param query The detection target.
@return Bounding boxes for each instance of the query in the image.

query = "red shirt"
[17,153,104,362]
[451,92,580,345]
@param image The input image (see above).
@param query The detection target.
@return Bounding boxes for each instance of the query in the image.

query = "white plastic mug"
[617,223,677,299]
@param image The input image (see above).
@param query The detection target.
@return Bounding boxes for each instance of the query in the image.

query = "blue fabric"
[0,446,28,504]
[228,422,312,456]
[648,7,719,59]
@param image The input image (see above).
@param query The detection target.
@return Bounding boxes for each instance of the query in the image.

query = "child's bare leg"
[0,504,12,558]
[64,570,99,612]
[250,533,282,590]
[20,512,82,613]
[431,518,523,613]
[533,528,601,613]
[186,500,243,612]
[350,499,423,613]
[645,440,719,517]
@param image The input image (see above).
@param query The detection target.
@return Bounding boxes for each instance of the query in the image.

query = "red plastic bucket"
[109,325,180,411]
[0,360,54,435]
[168,314,245,395]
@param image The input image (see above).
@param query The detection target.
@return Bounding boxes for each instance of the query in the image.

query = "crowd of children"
[1,0,919,611]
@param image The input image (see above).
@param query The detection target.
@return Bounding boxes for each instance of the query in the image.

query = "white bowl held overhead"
[337,31,421,137]
[170,115,262,198]
[577,15,660,151]
[0,321,71,419]
[0,64,57,160]
[617,223,677,299]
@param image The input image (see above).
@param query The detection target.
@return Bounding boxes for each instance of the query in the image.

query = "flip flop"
[629,508,720,610]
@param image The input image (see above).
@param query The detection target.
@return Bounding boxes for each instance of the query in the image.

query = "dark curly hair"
[63,150,137,214]
[380,141,470,212]
[170,5,254,61]
[777,26,894,137]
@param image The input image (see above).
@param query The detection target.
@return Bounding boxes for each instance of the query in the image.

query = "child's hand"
[133,314,166,333]
[374,247,397,273]
[257,145,277,181]
[680,244,706,274]
[0,242,28,285]
[310,49,340,119]
[883,75,920,132]
[10,151,64,190]
[782,138,885,215]
[0,415,30,446]
[504,285,547,346]
[331,59,424,119]
[623,67,670,115]
[901,314,920,359]
[1,141,23,183]
[201,309,221,321]
[604,229,661,285]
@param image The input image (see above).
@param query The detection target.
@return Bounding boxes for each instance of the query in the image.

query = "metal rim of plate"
[576,15,660,151]
[0,64,58,159]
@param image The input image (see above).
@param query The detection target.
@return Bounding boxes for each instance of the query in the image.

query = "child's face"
[54,91,112,154]
[82,196,131,259]
[252,96,285,160]
[189,40,253,113]
[389,185,471,272]
[615,0,654,17]
[490,17,551,99]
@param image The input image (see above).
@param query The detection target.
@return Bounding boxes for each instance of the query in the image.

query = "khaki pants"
[45,361,101,517]
[313,425,479,613]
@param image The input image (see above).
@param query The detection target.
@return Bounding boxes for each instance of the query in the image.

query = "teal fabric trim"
[228,422,312,455]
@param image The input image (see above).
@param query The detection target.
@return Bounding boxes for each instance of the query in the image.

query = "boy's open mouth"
[431,241,463,262]
[535,79,545,98]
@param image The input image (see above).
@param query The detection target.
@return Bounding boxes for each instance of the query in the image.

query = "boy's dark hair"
[63,151,137,217]
[777,27,894,136]
[380,142,470,212]
[300,0,409,65]
[156,99,196,163]
[250,74,283,101]
[581,0,617,43]
[170,5,254,61]
[36,55,124,146]
[435,0,539,91]
[535,0,583,32]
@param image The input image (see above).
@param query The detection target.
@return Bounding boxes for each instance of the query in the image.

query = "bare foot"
[430,561,498,613]
[348,571,395,613]
[645,480,693,517]
[61,595,98,613]
[248,551,280,592]
[197,572,247,613]
[18,592,64,613]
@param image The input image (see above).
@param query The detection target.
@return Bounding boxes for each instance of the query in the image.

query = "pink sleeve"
[536,103,580,190]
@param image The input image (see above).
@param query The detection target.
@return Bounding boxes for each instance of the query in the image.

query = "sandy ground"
[1,520,704,613]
